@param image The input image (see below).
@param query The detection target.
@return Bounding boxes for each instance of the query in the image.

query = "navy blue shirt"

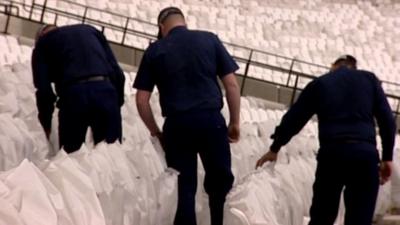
[133,26,238,117]
[32,24,125,130]
[271,66,396,161]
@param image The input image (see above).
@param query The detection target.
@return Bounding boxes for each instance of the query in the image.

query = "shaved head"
[35,24,57,42]
[157,7,186,39]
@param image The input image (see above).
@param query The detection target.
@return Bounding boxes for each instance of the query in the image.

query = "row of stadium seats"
[0,35,31,65]
[7,0,400,85]
[1,33,399,113]
[1,29,399,117]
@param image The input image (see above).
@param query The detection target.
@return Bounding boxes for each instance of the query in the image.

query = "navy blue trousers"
[309,142,380,225]
[58,80,122,153]
[163,110,234,225]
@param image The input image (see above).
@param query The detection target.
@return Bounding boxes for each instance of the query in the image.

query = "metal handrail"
[0,2,19,15]
[0,2,19,33]
[0,0,349,73]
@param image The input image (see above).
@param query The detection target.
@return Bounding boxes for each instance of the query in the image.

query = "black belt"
[76,75,108,84]
[322,137,374,145]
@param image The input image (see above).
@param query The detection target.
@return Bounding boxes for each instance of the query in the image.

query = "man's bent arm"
[221,73,240,126]
[136,90,161,136]
[221,73,240,142]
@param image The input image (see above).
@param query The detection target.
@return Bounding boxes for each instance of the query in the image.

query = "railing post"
[286,57,296,87]
[54,13,58,25]
[82,7,88,23]
[3,5,11,34]
[10,2,20,16]
[121,17,129,45]
[240,49,253,96]
[29,0,35,20]
[39,0,48,23]
[289,59,299,106]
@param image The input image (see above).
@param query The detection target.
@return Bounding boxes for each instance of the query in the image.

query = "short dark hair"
[157,7,184,40]
[157,7,184,25]
[35,24,57,43]
[333,55,357,68]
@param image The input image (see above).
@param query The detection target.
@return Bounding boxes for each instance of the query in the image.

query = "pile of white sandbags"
[0,63,50,170]
[0,141,178,225]
[0,57,179,225]
[391,148,400,211]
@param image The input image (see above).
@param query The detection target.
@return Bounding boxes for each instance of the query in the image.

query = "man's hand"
[228,123,240,143]
[136,90,162,147]
[380,161,392,185]
[256,151,278,168]
[221,73,240,143]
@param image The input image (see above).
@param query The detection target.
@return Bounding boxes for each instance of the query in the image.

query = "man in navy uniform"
[133,7,241,225]
[256,55,396,225]
[32,24,125,153]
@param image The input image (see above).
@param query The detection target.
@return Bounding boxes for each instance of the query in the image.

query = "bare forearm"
[226,89,240,124]
[136,90,161,136]
[137,102,160,136]
[223,74,240,125]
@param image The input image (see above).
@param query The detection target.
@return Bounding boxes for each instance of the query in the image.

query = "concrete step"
[378,215,400,225]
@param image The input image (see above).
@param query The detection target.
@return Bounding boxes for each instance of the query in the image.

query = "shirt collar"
[168,26,187,35]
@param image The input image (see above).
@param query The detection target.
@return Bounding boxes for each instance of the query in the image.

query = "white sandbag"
[106,144,131,183]
[0,197,25,225]
[105,143,150,221]
[20,114,43,133]
[33,161,75,225]
[230,137,263,182]
[86,144,115,194]
[0,92,19,115]
[224,208,251,225]
[150,136,167,169]
[391,151,400,209]
[303,216,310,225]
[0,136,19,171]
[374,145,393,218]
[0,115,37,168]
[96,143,139,225]
[126,139,161,188]
[274,164,305,225]
[121,144,154,225]
[28,130,49,164]
[139,139,164,225]
[0,69,20,84]
[0,159,58,225]
[97,186,125,225]
[69,146,117,225]
[49,150,106,225]
[71,143,151,225]
[11,62,33,84]
[12,118,37,161]
[68,146,102,194]
[16,94,36,119]
[0,180,24,225]
[375,181,392,218]
[225,166,281,225]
